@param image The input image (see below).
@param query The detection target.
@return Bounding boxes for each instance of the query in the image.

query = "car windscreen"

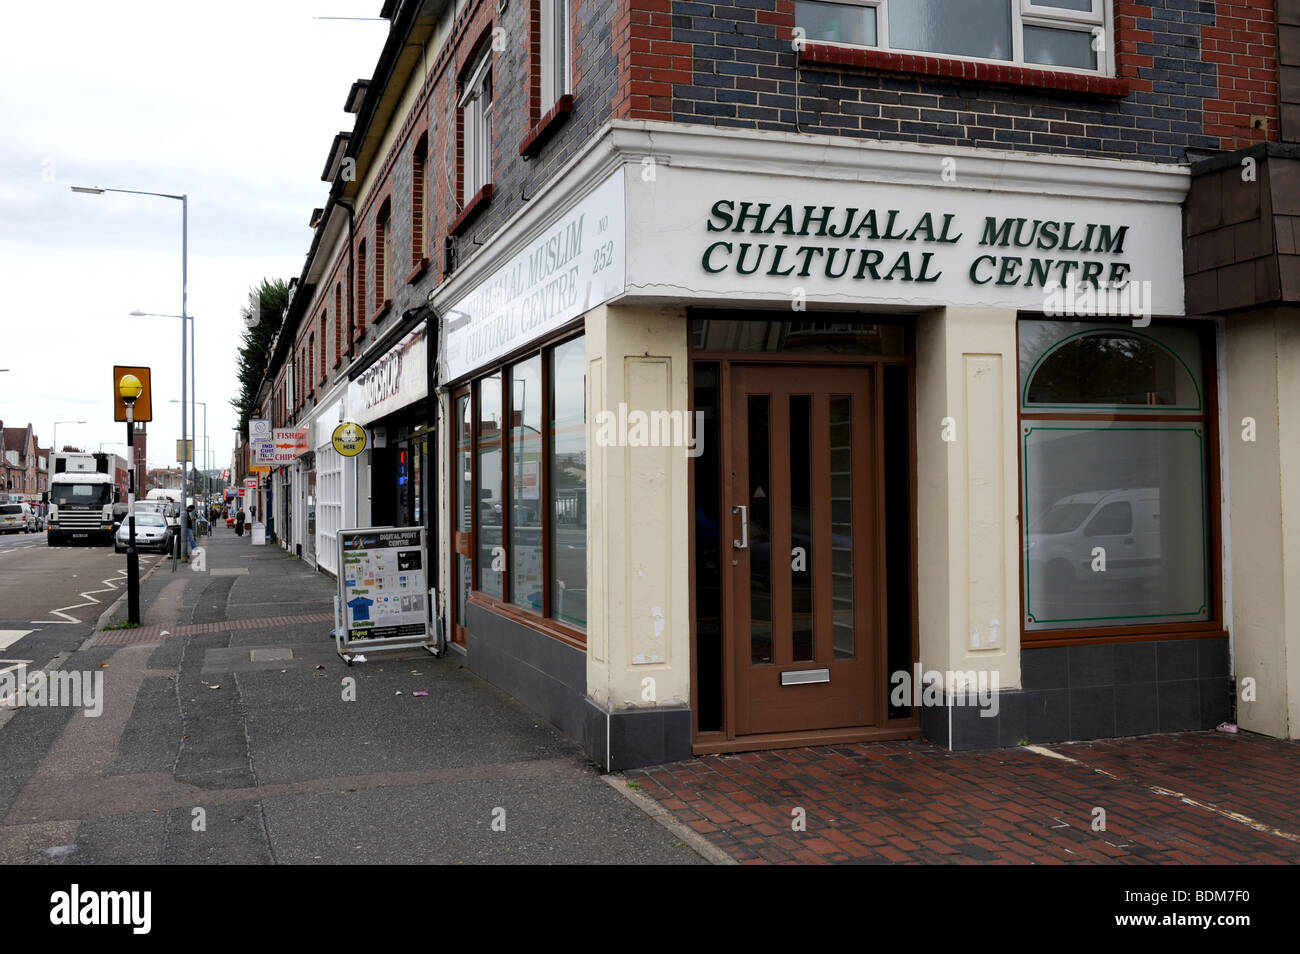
[51,484,112,507]
[1029,502,1095,535]
[127,514,167,527]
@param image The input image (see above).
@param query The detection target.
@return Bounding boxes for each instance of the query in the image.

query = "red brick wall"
[1200,0,1278,149]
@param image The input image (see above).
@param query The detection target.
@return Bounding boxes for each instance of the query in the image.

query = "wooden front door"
[726,364,879,736]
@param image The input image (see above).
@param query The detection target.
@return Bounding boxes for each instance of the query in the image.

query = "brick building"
[1,422,48,500]
[260,0,1300,768]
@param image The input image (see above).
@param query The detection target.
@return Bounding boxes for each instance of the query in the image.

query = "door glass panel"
[456,395,472,532]
[748,395,772,665]
[830,394,854,659]
[550,337,587,629]
[790,394,814,662]
[477,374,504,597]
[510,356,543,613]
[457,554,470,626]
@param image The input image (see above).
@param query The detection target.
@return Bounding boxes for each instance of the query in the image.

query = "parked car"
[114,512,171,553]
[0,502,35,534]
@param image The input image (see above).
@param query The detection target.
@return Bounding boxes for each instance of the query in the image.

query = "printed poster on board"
[339,527,428,640]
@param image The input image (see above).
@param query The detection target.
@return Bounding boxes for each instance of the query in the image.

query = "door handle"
[733,505,748,549]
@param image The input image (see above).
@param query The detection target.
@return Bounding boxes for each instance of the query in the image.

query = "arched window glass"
[1021,326,1201,411]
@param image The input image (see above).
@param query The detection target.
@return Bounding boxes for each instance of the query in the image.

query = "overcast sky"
[0,2,387,478]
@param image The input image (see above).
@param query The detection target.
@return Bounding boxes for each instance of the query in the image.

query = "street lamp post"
[170,398,206,512]
[74,185,189,570]
[52,420,86,455]
[118,374,143,624]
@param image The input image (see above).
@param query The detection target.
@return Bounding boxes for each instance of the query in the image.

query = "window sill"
[469,591,587,651]
[519,94,574,158]
[798,43,1130,98]
[449,183,494,237]
[371,300,392,325]
[407,257,431,284]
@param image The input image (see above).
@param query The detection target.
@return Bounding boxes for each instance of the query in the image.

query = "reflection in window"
[1023,425,1208,630]
[1026,332,1195,407]
[511,356,544,613]
[550,337,587,629]
[794,0,877,45]
[477,373,503,597]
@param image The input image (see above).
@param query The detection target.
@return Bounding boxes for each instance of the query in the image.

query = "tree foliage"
[231,278,289,437]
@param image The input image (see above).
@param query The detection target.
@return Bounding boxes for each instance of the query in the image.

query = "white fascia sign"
[441,169,626,384]
[623,162,1186,316]
[347,321,428,426]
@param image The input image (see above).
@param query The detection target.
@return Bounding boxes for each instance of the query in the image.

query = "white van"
[0,502,35,534]
[1027,488,1160,591]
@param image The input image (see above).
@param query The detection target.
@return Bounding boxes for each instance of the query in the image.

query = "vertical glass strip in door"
[749,395,772,665]
[829,394,855,659]
[790,394,814,662]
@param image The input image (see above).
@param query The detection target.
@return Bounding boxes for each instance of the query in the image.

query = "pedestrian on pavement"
[235,505,246,536]
[185,503,198,559]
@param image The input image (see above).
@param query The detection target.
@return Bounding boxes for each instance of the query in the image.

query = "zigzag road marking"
[30,568,129,625]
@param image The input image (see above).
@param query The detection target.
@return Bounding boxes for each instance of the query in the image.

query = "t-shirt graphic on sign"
[348,596,375,622]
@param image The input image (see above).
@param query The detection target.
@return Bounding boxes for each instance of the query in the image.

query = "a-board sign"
[338,527,431,644]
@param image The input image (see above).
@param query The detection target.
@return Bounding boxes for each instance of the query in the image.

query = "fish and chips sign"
[251,427,309,466]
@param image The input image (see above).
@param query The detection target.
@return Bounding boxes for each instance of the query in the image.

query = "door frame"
[689,348,921,753]
[449,385,473,646]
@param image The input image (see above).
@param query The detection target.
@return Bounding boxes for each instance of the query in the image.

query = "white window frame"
[540,0,572,106]
[460,50,494,201]
[796,0,1114,77]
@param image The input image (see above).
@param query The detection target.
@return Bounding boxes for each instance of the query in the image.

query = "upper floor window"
[540,0,571,105]
[460,47,493,200]
[795,0,1109,74]
[412,137,428,265]
[376,201,392,305]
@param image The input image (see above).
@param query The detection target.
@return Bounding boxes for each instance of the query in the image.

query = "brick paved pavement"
[624,732,1300,864]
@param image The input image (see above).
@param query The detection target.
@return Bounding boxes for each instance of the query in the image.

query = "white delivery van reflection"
[1027,488,1160,594]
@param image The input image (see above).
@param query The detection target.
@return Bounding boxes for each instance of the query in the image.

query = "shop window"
[795,0,1109,74]
[510,356,544,613]
[1019,321,1213,637]
[460,48,493,201]
[549,337,586,629]
[458,334,587,639]
[477,372,504,598]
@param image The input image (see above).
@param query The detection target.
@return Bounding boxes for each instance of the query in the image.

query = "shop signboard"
[440,171,626,384]
[624,162,1186,316]
[348,322,427,426]
[334,526,438,662]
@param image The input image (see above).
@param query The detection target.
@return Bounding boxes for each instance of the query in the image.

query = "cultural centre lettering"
[700,200,1133,290]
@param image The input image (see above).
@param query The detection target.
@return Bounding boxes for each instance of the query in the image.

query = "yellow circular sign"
[332,422,367,457]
